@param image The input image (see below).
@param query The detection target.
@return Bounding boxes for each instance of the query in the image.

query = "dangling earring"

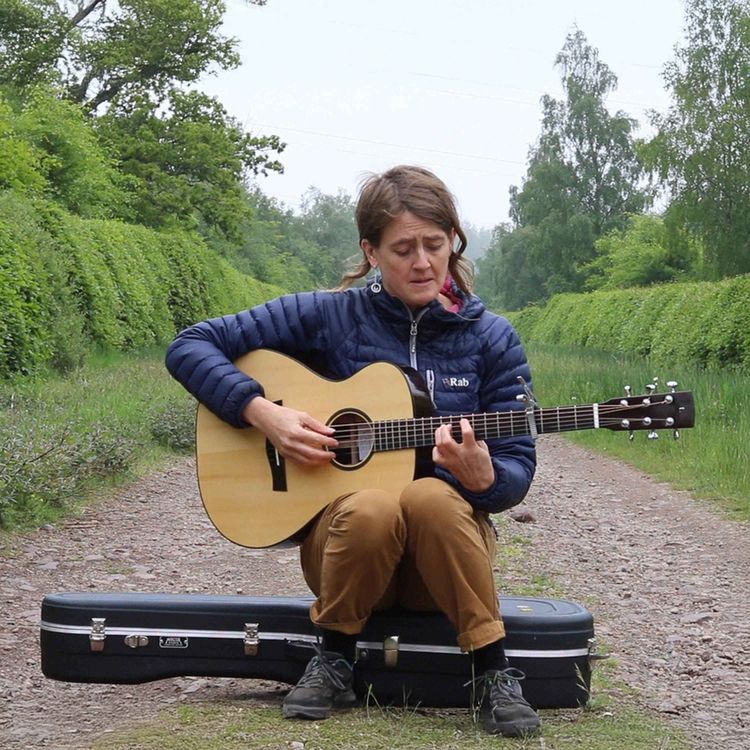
[366,249,382,293]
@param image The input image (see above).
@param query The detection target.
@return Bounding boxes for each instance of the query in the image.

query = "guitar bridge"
[265,438,287,492]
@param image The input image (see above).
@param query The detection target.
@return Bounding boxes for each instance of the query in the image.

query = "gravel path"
[1,436,748,749]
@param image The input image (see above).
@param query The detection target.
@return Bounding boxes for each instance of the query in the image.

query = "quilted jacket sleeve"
[165,293,326,428]
[434,315,536,513]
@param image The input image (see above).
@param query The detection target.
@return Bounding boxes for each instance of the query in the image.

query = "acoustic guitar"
[195,349,695,548]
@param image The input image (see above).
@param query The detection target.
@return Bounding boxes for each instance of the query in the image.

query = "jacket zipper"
[408,308,428,369]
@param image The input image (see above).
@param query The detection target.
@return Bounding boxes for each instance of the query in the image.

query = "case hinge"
[124,634,149,649]
[244,623,259,656]
[383,635,399,668]
[89,617,106,652]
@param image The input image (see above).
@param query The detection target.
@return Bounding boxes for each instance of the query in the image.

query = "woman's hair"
[338,165,474,293]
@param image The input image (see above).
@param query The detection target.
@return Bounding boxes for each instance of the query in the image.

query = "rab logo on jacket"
[442,376,470,389]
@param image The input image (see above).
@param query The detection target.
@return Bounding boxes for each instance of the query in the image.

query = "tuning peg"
[624,385,632,396]
[647,430,659,440]
[673,430,681,440]
[628,430,635,441]
[667,380,678,393]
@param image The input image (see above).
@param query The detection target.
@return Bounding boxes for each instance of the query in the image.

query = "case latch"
[124,634,149,649]
[244,623,259,656]
[383,635,399,668]
[89,617,106,652]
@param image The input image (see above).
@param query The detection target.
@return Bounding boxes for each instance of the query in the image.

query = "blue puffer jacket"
[166,281,536,513]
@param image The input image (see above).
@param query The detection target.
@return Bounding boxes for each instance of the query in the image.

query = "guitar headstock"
[600,380,694,439]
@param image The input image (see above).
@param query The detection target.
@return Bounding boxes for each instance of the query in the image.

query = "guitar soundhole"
[328,410,374,469]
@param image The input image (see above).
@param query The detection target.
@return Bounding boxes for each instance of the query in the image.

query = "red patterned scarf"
[440,275,463,313]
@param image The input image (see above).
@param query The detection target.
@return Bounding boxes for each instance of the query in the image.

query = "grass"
[2,346,183,450]
[0,346,194,531]
[493,525,564,598]
[526,344,750,520]
[92,669,690,750]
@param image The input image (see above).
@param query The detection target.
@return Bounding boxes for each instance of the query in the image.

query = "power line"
[251,123,526,167]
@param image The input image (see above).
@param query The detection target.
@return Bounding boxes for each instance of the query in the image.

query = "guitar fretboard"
[372,405,598,452]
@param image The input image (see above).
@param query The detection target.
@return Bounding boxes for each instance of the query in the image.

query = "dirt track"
[1,436,748,749]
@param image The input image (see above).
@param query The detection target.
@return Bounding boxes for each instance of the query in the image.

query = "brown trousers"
[300,477,504,652]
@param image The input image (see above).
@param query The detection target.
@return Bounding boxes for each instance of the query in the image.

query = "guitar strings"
[327,402,666,434]
[327,402,678,449]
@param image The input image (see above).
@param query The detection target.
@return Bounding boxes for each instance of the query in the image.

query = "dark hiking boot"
[478,668,541,738]
[282,650,357,720]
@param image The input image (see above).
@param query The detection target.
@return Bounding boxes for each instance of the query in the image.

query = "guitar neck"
[372,404,598,451]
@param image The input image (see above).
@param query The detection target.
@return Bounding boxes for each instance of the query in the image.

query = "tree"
[296,188,359,284]
[475,224,548,311]
[97,90,283,239]
[1,1,266,112]
[477,29,648,310]
[508,151,597,296]
[231,188,326,292]
[646,0,750,278]
[584,214,700,290]
[67,0,241,113]
[0,94,45,194]
[462,222,492,262]
[1,1,285,238]
[222,188,363,293]
[0,0,67,89]
[0,86,127,216]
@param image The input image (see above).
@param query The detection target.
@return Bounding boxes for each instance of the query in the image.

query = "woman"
[166,165,540,738]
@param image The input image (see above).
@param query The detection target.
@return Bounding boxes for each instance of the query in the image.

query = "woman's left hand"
[432,418,495,492]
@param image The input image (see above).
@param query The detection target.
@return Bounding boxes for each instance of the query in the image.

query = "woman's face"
[361,211,454,310]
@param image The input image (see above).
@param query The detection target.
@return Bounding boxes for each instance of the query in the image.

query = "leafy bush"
[0,191,56,374]
[148,395,196,453]
[16,86,130,218]
[0,407,138,529]
[508,275,750,371]
[0,192,284,378]
[73,423,138,477]
[585,214,698,290]
[0,95,45,193]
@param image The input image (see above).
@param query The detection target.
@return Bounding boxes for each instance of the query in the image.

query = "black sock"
[321,628,358,664]
[473,639,510,675]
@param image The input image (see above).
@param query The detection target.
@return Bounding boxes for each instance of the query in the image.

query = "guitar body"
[196,349,433,548]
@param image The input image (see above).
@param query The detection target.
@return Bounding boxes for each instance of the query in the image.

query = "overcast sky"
[201,0,687,230]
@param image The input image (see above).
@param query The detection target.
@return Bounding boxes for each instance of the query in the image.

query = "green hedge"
[0,192,85,375]
[0,191,282,378]
[508,276,750,370]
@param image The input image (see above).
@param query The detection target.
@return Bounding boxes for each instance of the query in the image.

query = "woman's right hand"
[242,397,337,466]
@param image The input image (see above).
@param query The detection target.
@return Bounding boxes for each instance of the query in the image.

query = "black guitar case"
[40,592,595,709]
